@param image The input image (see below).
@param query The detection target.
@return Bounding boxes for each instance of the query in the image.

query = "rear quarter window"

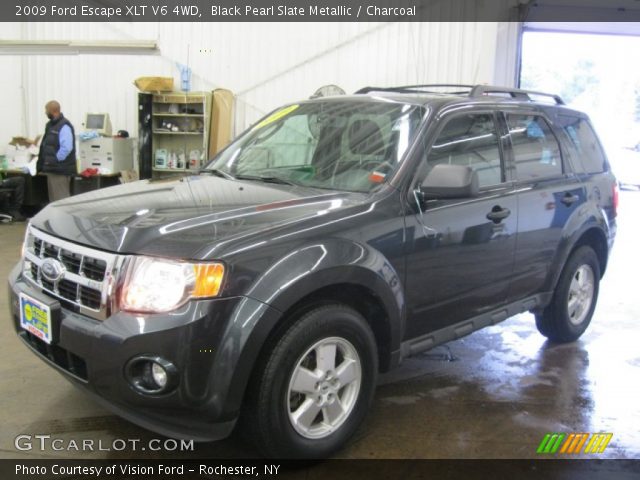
[559,116,609,174]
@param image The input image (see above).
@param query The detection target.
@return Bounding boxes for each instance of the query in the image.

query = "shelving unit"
[152,113,204,118]
[137,89,234,180]
[148,92,211,178]
[152,167,189,173]
[152,131,203,135]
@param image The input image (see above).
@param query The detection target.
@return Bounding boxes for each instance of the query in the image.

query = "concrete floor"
[1,192,639,461]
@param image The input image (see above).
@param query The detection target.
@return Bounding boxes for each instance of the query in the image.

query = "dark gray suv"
[8,85,617,458]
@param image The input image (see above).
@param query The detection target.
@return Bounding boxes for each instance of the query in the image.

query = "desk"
[1,170,123,211]
[0,170,48,208]
[71,173,121,195]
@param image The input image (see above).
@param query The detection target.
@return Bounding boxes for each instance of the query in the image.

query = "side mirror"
[420,164,479,199]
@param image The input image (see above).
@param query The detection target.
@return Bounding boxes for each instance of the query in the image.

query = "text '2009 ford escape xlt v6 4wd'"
[8,85,617,458]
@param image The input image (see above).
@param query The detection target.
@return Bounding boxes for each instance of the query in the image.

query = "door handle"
[561,192,580,206]
[486,206,511,223]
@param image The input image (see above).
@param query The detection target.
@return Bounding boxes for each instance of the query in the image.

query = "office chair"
[0,188,15,223]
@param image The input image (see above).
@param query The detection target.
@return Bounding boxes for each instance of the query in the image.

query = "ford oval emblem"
[41,258,65,283]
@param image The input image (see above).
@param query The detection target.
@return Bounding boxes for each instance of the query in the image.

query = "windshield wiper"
[198,168,235,180]
[235,174,297,186]
[200,169,297,186]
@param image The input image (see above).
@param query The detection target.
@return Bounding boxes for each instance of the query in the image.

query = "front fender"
[217,239,405,418]
[246,239,404,333]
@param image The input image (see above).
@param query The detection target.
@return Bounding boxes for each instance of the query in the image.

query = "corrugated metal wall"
[0,19,519,152]
[0,23,26,152]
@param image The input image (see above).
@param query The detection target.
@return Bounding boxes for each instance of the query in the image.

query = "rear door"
[556,113,617,228]
[502,110,584,300]
[403,109,518,339]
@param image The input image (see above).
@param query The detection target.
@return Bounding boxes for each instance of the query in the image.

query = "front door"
[404,110,518,340]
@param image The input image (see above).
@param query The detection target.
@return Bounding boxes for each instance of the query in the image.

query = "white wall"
[0,21,519,147]
[0,23,25,154]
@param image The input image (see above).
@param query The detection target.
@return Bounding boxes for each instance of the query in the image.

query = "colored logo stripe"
[538,432,613,454]
[559,433,575,453]
[562,433,589,454]
[584,433,613,453]
[537,433,566,453]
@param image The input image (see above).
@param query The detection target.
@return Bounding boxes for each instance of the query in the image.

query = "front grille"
[80,286,102,309]
[58,279,78,299]
[82,257,107,281]
[22,226,123,320]
[60,249,82,274]
[21,331,88,381]
[32,237,107,282]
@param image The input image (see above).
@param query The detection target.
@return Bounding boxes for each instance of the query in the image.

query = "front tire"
[242,304,378,458]
[536,246,600,343]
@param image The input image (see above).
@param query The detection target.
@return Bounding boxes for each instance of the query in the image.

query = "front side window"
[207,101,425,192]
[426,112,503,187]
[507,114,563,181]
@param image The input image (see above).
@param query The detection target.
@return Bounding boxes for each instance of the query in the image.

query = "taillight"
[613,182,619,217]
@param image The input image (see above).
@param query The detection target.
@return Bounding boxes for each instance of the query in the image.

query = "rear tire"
[536,246,600,343]
[242,303,378,458]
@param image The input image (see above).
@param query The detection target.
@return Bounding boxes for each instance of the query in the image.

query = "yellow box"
[134,76,174,93]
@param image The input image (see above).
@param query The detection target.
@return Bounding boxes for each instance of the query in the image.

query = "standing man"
[37,101,76,201]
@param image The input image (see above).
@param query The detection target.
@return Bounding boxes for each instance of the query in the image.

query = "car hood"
[30,175,368,259]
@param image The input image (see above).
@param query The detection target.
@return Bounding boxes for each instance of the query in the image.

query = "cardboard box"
[208,89,234,159]
[9,135,40,148]
[134,77,174,93]
[119,169,139,183]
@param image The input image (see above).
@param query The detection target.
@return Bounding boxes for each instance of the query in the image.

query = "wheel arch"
[265,281,397,372]
[571,227,608,278]
[546,225,609,295]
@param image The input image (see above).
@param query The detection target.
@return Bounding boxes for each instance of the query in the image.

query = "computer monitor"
[85,113,112,137]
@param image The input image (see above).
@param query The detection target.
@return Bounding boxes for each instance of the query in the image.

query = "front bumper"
[8,263,277,441]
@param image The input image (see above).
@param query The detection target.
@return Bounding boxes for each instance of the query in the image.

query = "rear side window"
[560,116,608,174]
[507,114,562,181]
[428,113,503,187]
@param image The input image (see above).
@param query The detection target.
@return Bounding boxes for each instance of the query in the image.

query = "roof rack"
[355,84,475,95]
[355,84,565,105]
[469,85,565,105]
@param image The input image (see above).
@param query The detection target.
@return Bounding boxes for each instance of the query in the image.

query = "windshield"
[205,100,425,192]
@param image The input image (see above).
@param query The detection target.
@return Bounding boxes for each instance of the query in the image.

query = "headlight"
[120,257,225,313]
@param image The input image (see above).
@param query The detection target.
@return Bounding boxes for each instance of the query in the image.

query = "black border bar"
[3,459,640,480]
[3,0,640,22]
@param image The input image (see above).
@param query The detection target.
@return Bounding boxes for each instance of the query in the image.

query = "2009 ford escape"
[8,85,617,458]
